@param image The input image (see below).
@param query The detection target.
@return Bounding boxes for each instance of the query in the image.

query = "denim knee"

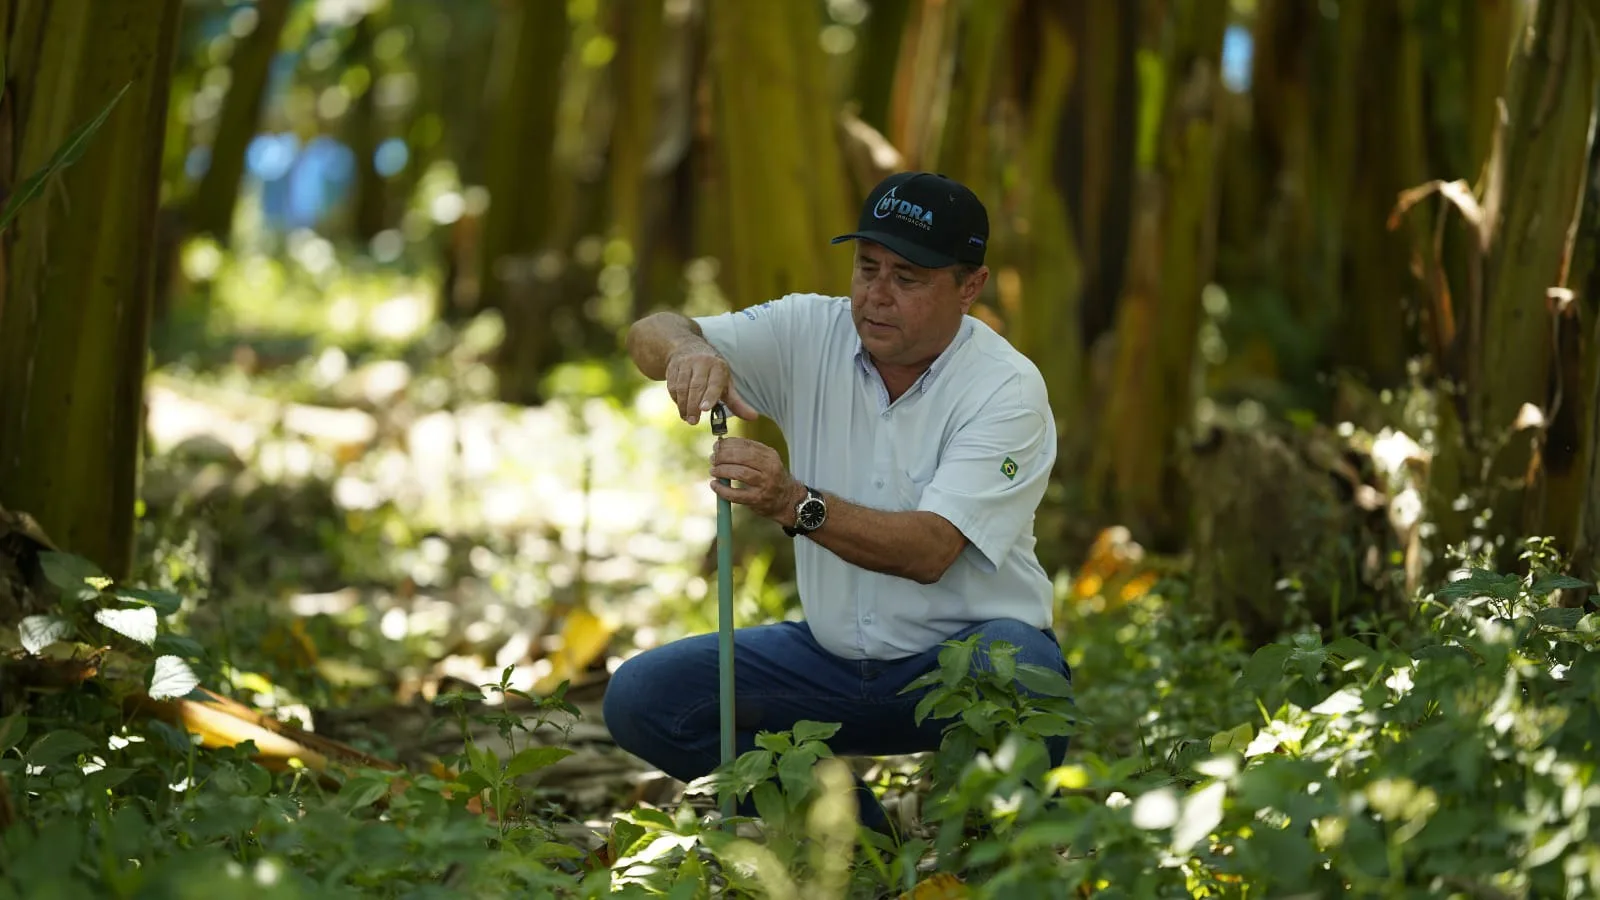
[971,619,1068,673]
[602,653,658,756]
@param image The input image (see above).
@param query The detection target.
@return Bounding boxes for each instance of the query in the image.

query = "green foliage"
[6,537,1599,896]
[16,549,203,700]
[0,82,131,235]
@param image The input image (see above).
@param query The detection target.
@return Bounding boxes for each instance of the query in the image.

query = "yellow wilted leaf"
[534,606,614,694]
[900,872,967,900]
[1119,571,1159,603]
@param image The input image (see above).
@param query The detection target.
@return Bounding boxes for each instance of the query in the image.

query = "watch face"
[797,499,826,530]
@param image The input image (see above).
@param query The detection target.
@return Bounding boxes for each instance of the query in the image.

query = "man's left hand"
[709,437,803,523]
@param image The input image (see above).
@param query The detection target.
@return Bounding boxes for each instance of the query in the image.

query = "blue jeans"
[601,617,1072,832]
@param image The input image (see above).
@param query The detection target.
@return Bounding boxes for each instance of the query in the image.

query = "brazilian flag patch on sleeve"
[1001,457,1018,480]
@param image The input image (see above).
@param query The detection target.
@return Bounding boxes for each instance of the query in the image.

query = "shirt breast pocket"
[893,463,938,509]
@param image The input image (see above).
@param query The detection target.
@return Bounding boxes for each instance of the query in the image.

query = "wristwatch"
[783,485,827,537]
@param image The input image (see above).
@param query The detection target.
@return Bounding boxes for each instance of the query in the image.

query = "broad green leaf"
[790,720,840,745]
[912,689,944,726]
[1013,819,1085,852]
[940,639,976,688]
[449,770,491,796]
[153,633,205,659]
[730,748,773,786]
[467,743,499,783]
[37,552,104,606]
[1289,646,1328,681]
[987,641,1019,683]
[1209,722,1254,754]
[115,588,183,617]
[0,711,27,754]
[19,614,71,654]
[960,705,997,742]
[1242,644,1291,691]
[502,745,573,779]
[1531,574,1589,595]
[626,807,676,830]
[148,655,201,700]
[338,774,389,810]
[0,81,131,234]
[776,747,818,803]
[27,729,96,766]
[610,819,647,858]
[899,669,944,694]
[529,841,585,860]
[1014,663,1074,697]
[1323,636,1374,661]
[751,781,787,831]
[94,606,158,646]
[81,766,136,794]
[1023,711,1076,737]
[754,730,793,754]
[1535,607,1583,630]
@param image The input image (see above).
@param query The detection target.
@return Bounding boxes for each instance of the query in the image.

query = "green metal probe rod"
[710,401,736,823]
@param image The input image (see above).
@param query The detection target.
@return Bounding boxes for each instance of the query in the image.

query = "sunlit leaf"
[95,606,158,646]
[1311,687,1363,717]
[19,614,72,654]
[790,720,840,745]
[0,81,131,234]
[1172,780,1227,853]
[148,655,201,700]
[1209,722,1254,754]
[1130,786,1180,830]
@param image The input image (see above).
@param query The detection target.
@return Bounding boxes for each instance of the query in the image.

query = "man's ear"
[957,266,989,313]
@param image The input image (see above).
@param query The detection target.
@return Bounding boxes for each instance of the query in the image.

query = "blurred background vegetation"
[2,0,1599,881]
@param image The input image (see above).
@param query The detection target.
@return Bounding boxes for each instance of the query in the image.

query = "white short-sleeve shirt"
[694,293,1057,661]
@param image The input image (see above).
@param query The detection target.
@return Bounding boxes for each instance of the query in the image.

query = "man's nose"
[864,271,893,304]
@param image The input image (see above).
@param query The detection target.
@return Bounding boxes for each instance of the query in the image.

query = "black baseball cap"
[830,171,989,269]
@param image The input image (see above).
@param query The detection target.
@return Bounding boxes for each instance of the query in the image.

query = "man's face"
[850,241,986,370]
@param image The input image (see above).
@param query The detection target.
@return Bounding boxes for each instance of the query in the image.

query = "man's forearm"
[800,489,966,585]
[627,312,713,380]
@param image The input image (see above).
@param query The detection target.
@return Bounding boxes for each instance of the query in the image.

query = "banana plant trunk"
[1477,0,1600,564]
[705,0,854,453]
[1089,0,1227,549]
[0,0,184,581]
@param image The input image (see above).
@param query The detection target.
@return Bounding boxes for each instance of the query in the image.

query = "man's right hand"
[665,342,759,425]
